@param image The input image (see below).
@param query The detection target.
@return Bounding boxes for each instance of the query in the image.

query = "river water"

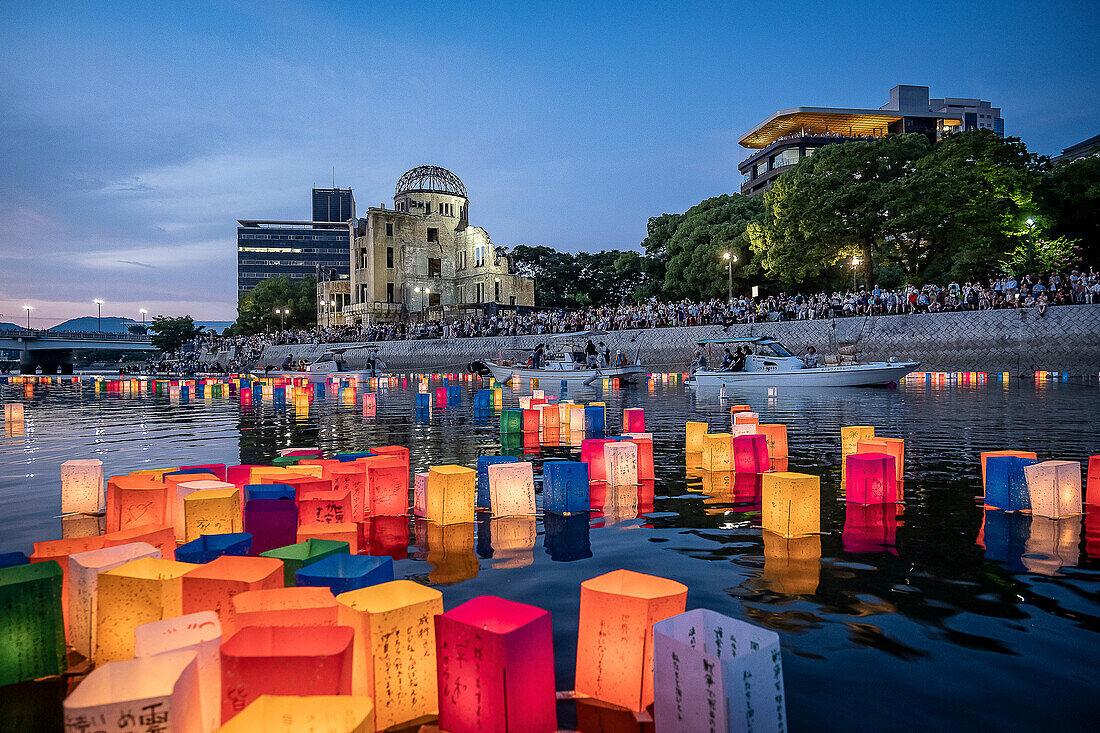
[1,375,1097,731]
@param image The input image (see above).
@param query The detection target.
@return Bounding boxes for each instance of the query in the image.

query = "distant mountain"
[0,322,22,331]
[50,316,140,333]
[195,320,234,334]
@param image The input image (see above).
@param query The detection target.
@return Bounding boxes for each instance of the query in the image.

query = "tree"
[1000,234,1079,277]
[508,245,580,306]
[235,276,317,334]
[149,315,202,354]
[1041,155,1100,264]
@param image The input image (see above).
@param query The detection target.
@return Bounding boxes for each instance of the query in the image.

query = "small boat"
[264,347,388,383]
[471,331,647,386]
[687,337,919,388]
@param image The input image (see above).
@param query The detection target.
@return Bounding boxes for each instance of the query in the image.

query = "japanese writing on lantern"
[671,650,684,720]
[64,701,170,733]
[703,658,718,732]
[314,503,345,523]
[772,648,786,732]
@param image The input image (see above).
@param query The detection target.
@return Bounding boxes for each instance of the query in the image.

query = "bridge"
[0,329,157,374]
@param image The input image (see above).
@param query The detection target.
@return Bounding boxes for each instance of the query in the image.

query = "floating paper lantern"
[180,463,228,481]
[426,465,476,525]
[856,437,905,481]
[540,403,560,431]
[96,557,198,663]
[4,402,24,422]
[604,441,639,486]
[134,611,222,732]
[1087,456,1100,507]
[103,523,177,561]
[244,483,296,502]
[729,404,750,413]
[175,533,252,564]
[298,489,352,526]
[61,459,104,515]
[68,542,160,658]
[296,554,394,594]
[63,650,201,733]
[569,404,586,432]
[336,580,442,727]
[585,404,606,433]
[328,464,366,522]
[581,438,613,482]
[0,561,66,686]
[757,424,789,459]
[762,533,821,595]
[762,472,820,538]
[244,498,299,555]
[425,522,478,584]
[732,433,769,474]
[435,596,557,733]
[843,503,901,553]
[500,409,523,433]
[175,479,234,540]
[476,456,519,509]
[413,472,429,517]
[521,407,540,433]
[543,511,592,561]
[183,486,242,542]
[217,694,375,733]
[487,461,536,516]
[623,408,645,433]
[297,522,360,553]
[261,539,350,587]
[232,586,338,629]
[105,474,169,533]
[0,551,28,568]
[845,452,898,504]
[840,425,875,461]
[702,433,733,471]
[543,460,590,514]
[219,625,354,723]
[622,434,655,481]
[30,535,109,634]
[653,608,786,733]
[1024,460,1083,518]
[985,455,1038,511]
[980,450,1038,495]
[181,555,284,634]
[575,569,688,711]
[364,456,408,516]
[733,410,759,426]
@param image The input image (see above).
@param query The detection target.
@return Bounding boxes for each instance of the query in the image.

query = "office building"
[738,84,1003,195]
[312,187,355,226]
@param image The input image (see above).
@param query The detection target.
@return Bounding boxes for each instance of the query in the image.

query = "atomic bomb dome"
[394,165,468,198]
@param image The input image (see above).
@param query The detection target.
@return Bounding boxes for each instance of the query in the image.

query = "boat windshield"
[760,342,794,358]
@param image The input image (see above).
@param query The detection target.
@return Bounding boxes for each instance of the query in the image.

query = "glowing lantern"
[541,403,560,431]
[426,522,478,584]
[623,434,655,481]
[134,611,222,732]
[297,523,360,553]
[732,433,769,474]
[729,404,750,413]
[486,461,536,516]
[500,409,523,433]
[298,488,352,525]
[365,456,408,516]
[574,569,687,711]
[1087,456,1100,506]
[702,433,733,471]
[181,555,284,634]
[183,486,242,542]
[63,651,201,733]
[762,472,820,538]
[233,587,338,631]
[105,474,169,533]
[0,561,66,686]
[219,625,354,723]
[843,503,901,553]
[244,498,299,555]
[757,424,789,459]
[569,404,586,432]
[336,580,442,728]
[653,608,786,733]
[61,459,104,515]
[296,554,394,594]
[476,456,519,509]
[604,441,639,486]
[762,533,821,595]
[217,694,375,732]
[175,533,252,564]
[68,542,160,658]
[261,539,350,587]
[175,479,234,540]
[433,596,556,733]
[226,465,262,487]
[622,407,645,434]
[520,408,539,433]
[733,410,759,426]
[413,472,429,517]
[857,437,905,480]
[103,523,177,561]
[980,450,1038,495]
[329,464,366,522]
[581,438,613,481]
[841,425,876,457]
[543,460,589,514]
[845,452,898,504]
[426,465,476,525]
[1024,460,1083,518]
[4,402,24,422]
[585,404,606,433]
[985,455,1038,511]
[96,557,198,663]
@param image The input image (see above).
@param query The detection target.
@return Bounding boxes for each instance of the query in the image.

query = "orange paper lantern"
[181,555,284,635]
[105,475,169,534]
[233,586,339,628]
[426,465,475,525]
[297,522,360,553]
[757,424,789,459]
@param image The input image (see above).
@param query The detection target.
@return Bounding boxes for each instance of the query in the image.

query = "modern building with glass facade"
[236,187,355,295]
[738,84,1003,195]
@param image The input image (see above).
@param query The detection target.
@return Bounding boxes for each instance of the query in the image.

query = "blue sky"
[1,0,1097,324]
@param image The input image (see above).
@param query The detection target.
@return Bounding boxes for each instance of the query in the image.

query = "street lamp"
[415,286,430,318]
[851,257,861,291]
[723,252,737,303]
[138,308,147,327]
[22,304,33,330]
[94,299,104,332]
[274,308,286,330]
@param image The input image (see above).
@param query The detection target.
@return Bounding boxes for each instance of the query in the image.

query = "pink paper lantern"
[581,438,613,482]
[732,434,769,474]
[845,452,899,504]
[623,408,645,433]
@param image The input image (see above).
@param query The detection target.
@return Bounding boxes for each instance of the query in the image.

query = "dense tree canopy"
[1040,155,1100,264]
[507,245,639,307]
[149,315,202,354]
[235,276,317,334]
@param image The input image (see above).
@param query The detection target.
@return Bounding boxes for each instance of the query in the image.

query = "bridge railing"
[0,328,153,342]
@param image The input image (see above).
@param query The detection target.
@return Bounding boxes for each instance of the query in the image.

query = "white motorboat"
[264,347,388,383]
[472,331,647,386]
[687,337,919,388]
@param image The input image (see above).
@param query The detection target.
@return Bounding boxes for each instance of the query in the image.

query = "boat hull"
[689,361,919,387]
[261,370,386,384]
[486,363,646,385]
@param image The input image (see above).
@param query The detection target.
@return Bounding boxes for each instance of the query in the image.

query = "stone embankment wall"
[214,304,1100,376]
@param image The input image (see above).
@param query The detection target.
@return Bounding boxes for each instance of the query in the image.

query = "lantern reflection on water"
[763,532,822,595]
[488,516,537,569]
[425,521,478,585]
[843,503,901,553]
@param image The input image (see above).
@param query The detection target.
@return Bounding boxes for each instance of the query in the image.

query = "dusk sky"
[2,0,1097,326]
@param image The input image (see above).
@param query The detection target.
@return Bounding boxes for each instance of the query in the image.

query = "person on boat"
[802,346,820,368]
[692,350,707,373]
[280,355,293,371]
[585,340,598,367]
[729,345,749,372]
[719,347,735,370]
[601,343,611,367]
[532,344,545,369]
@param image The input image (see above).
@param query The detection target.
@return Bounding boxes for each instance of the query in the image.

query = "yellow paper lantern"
[686,421,708,453]
[95,557,198,663]
[134,611,222,732]
[486,461,536,517]
[61,459,104,515]
[336,580,443,729]
[762,472,820,538]
[218,695,375,733]
[702,433,733,471]
[68,542,161,659]
[426,465,476,525]
[4,402,24,422]
[183,486,242,543]
[174,479,233,541]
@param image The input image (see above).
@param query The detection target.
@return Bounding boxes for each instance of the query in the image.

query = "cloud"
[115,260,157,269]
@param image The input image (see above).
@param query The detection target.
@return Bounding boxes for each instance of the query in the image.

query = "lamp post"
[851,256,861,291]
[94,299,104,332]
[23,304,33,330]
[138,308,147,327]
[723,252,737,303]
[274,308,286,331]
[415,287,429,318]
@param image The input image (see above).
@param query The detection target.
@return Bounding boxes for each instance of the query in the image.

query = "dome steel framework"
[394,165,468,198]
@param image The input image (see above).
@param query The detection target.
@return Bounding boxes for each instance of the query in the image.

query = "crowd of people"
[182,270,1097,362]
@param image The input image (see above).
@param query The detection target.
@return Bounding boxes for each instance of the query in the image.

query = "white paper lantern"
[61,459,105,515]
[1024,460,1082,518]
[486,462,536,517]
[604,442,639,486]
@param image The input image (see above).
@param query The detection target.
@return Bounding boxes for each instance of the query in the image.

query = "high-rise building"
[236,188,354,295]
[738,84,1003,195]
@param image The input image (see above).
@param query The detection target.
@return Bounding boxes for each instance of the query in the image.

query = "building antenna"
[332,167,335,188]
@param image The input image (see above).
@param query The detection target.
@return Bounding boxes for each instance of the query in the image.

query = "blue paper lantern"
[447,385,462,403]
[175,532,253,564]
[543,460,590,514]
[476,456,520,509]
[336,451,375,462]
[986,455,1038,511]
[294,553,394,594]
[245,483,297,502]
[584,405,605,433]
[416,393,431,408]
